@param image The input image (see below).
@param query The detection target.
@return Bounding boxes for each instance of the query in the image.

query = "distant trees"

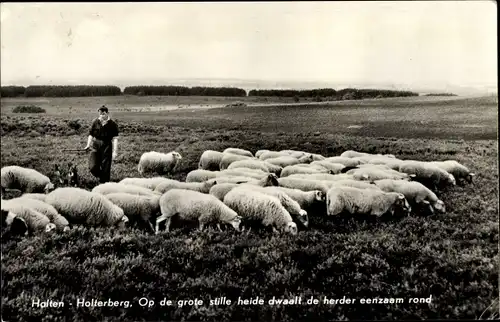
[248,88,418,100]
[123,86,247,97]
[424,93,458,96]
[22,86,122,97]
[1,86,26,98]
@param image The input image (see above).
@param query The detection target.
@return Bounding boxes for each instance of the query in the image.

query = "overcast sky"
[1,1,497,90]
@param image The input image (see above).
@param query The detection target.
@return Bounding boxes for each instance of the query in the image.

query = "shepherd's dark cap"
[98,105,109,113]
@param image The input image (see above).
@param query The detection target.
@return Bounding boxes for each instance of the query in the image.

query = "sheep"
[1,200,57,234]
[105,193,161,233]
[280,165,332,177]
[310,161,347,174]
[373,179,446,215]
[223,187,298,235]
[353,156,404,170]
[9,197,70,231]
[345,167,412,181]
[208,183,308,228]
[223,148,254,157]
[220,168,269,180]
[209,174,280,200]
[198,150,225,170]
[19,193,47,202]
[259,151,295,160]
[329,179,382,191]
[186,168,268,183]
[398,160,456,190]
[326,186,411,217]
[277,177,331,194]
[154,178,218,194]
[1,165,55,195]
[429,160,475,184]
[119,177,172,190]
[186,169,219,183]
[340,150,394,158]
[286,173,354,182]
[219,154,253,170]
[45,187,128,228]
[227,159,282,175]
[310,153,326,161]
[92,182,159,196]
[255,149,271,158]
[137,151,182,175]
[205,176,255,184]
[324,157,364,167]
[266,187,326,212]
[156,189,242,233]
[265,155,314,168]
[279,150,309,158]
[1,209,29,238]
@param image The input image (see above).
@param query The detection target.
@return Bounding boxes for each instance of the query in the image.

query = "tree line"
[1,85,421,99]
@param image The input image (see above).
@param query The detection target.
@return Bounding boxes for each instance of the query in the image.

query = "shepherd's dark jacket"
[88,118,119,183]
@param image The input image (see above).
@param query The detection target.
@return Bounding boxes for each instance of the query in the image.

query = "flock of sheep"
[1,147,475,239]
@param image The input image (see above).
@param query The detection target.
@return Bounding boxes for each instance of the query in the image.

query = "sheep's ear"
[422,200,430,204]
[213,180,217,185]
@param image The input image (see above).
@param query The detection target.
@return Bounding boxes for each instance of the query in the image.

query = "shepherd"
[84,105,119,183]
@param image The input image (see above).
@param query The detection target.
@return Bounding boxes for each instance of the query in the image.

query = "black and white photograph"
[1,1,498,321]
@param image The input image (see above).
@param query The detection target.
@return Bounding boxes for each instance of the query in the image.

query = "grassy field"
[1,95,498,321]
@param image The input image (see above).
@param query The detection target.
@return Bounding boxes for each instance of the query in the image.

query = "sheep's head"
[315,191,326,203]
[299,154,314,164]
[433,199,446,214]
[44,182,55,193]
[171,152,183,161]
[466,173,475,184]
[228,215,242,232]
[63,226,71,232]
[394,193,411,215]
[2,209,28,237]
[284,222,298,235]
[116,215,130,229]
[298,209,309,228]
[266,174,279,186]
[45,223,57,233]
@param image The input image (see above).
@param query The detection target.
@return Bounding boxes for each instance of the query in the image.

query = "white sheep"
[105,193,161,233]
[277,177,331,194]
[286,173,354,182]
[280,164,331,177]
[329,179,382,191]
[223,187,298,235]
[310,161,347,174]
[1,200,57,234]
[92,182,159,196]
[227,159,282,175]
[279,150,309,158]
[118,177,172,190]
[198,150,225,170]
[219,154,253,170]
[398,160,456,189]
[1,165,55,195]
[265,155,314,168]
[373,179,446,215]
[156,189,242,233]
[185,169,219,183]
[45,187,128,228]
[223,147,254,157]
[345,167,412,181]
[203,176,255,184]
[9,197,70,231]
[429,160,475,183]
[209,174,280,200]
[154,178,218,194]
[19,193,48,202]
[255,149,271,158]
[266,187,326,211]
[208,183,308,228]
[353,156,404,170]
[326,186,411,217]
[259,151,295,160]
[324,157,364,167]
[1,209,29,238]
[340,150,394,158]
[220,168,269,180]
[137,151,182,175]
